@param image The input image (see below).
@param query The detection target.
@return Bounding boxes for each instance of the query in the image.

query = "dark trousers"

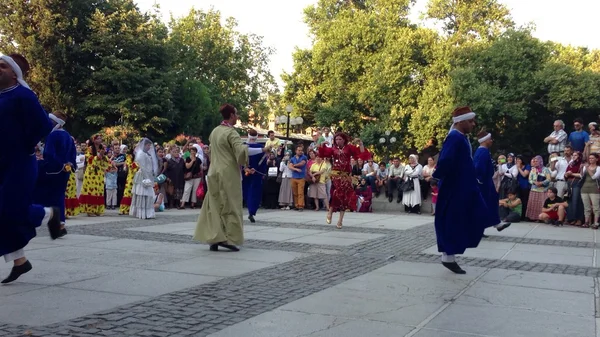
[519,186,530,220]
[499,206,521,223]
[386,178,402,200]
[117,172,127,206]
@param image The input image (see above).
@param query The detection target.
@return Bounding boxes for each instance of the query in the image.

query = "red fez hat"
[452,106,472,117]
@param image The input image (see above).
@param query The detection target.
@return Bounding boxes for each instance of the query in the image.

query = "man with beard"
[432,106,488,274]
[0,53,61,283]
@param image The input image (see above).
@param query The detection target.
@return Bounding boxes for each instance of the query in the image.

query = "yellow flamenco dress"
[65,171,81,217]
[79,152,111,216]
[119,155,138,215]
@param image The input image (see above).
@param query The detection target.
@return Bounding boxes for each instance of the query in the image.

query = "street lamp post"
[379,130,397,158]
[275,105,304,141]
[285,105,293,139]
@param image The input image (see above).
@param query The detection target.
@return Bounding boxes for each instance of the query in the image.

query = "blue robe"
[433,130,488,255]
[34,129,77,222]
[473,146,501,227]
[0,85,53,256]
[242,143,267,216]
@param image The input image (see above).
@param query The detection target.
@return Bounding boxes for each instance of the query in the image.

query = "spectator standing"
[568,118,589,153]
[543,120,568,155]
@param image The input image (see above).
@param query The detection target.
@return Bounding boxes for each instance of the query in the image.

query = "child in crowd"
[430,179,438,216]
[105,166,118,210]
[154,183,165,212]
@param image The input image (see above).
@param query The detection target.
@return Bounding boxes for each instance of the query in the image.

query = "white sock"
[42,207,53,225]
[441,253,455,263]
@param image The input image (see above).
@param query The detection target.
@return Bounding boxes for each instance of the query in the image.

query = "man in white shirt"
[549,146,573,198]
[322,127,334,148]
[386,158,404,203]
[544,120,568,155]
[362,158,379,193]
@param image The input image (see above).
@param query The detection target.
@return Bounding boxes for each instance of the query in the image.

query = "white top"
[279,161,294,178]
[499,164,518,179]
[362,163,379,176]
[76,154,86,170]
[403,164,423,180]
[550,157,569,180]
[323,134,334,148]
[388,164,404,178]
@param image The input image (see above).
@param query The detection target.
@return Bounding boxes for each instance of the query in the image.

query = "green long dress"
[194,125,248,245]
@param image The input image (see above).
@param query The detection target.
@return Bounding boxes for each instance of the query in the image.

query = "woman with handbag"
[130,138,159,219]
[308,155,329,211]
[402,154,423,214]
[525,155,551,221]
[278,151,294,209]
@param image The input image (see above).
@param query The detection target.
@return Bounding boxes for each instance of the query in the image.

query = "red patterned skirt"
[330,171,358,212]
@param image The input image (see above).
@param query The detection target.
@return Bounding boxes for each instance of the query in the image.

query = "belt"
[556,179,565,182]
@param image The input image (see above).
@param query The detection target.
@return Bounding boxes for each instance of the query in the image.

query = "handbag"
[142,179,153,187]
[500,174,518,194]
[268,167,278,177]
[401,178,415,192]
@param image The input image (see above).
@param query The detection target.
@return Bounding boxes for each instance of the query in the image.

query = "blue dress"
[433,130,488,255]
[242,143,267,216]
[34,129,77,222]
[473,146,501,227]
[0,85,53,256]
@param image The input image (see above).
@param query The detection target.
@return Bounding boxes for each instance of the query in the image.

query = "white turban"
[0,54,30,89]
[48,113,66,131]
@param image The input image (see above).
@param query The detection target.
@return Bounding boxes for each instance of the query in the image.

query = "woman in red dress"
[318,132,370,228]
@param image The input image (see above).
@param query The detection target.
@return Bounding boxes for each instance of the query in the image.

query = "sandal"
[591,224,599,230]
[326,212,332,224]
[581,223,590,228]
[336,221,343,229]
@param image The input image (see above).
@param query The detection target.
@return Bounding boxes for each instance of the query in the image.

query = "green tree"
[168,8,276,128]
[78,1,175,140]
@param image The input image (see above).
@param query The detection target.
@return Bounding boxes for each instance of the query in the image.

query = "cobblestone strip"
[386,253,600,277]
[0,254,388,337]
[483,234,597,248]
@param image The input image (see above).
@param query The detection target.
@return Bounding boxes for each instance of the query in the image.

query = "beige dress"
[194,125,248,245]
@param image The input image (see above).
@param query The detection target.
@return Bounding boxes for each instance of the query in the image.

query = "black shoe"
[388,196,393,202]
[1,260,33,284]
[209,244,219,251]
[218,242,240,252]
[442,261,466,274]
[58,227,68,238]
[397,199,401,204]
[248,215,255,223]
[47,207,62,240]
[496,222,511,232]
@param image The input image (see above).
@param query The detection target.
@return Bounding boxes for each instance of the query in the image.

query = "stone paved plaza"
[0,208,598,336]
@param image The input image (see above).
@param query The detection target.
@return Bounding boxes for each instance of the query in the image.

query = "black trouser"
[387,178,402,199]
[499,206,521,223]
[518,186,530,220]
[117,172,127,206]
[404,204,421,214]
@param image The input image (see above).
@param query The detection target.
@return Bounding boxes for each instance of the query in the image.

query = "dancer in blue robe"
[242,133,267,223]
[34,112,77,237]
[0,53,61,284]
[433,106,488,274]
[473,130,511,234]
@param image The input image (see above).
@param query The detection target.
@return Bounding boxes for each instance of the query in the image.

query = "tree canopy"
[283,0,600,157]
[0,0,276,142]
